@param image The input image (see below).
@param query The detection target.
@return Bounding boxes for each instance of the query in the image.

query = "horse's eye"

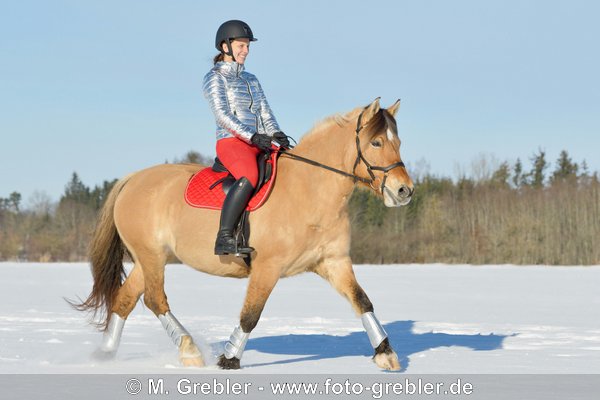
[370,139,383,148]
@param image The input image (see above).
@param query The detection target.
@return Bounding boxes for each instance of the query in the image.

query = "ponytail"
[213,52,225,64]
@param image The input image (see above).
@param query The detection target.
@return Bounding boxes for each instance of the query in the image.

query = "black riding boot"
[214,177,255,255]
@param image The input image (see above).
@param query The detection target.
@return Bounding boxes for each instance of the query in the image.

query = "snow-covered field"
[1,262,599,374]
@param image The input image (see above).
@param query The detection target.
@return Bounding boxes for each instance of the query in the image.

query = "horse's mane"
[300,108,363,142]
[299,106,396,144]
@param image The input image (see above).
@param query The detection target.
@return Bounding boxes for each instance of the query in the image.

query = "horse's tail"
[70,174,133,330]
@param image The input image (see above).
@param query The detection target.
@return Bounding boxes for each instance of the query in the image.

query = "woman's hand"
[251,133,273,151]
[273,131,291,148]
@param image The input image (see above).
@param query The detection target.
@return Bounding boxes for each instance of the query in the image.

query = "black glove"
[273,131,291,148]
[250,133,272,151]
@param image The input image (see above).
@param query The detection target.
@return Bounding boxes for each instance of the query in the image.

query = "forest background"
[1,148,598,265]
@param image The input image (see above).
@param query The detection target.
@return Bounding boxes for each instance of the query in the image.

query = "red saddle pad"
[184,151,278,211]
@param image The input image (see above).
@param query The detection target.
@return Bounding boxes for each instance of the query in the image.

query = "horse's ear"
[362,97,381,123]
[387,99,401,117]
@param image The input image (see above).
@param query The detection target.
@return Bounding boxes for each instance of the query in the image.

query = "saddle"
[184,150,279,211]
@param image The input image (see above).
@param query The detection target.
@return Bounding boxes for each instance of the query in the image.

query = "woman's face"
[223,38,250,64]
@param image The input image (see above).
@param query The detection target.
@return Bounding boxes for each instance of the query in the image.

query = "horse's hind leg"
[113,262,145,317]
[138,252,204,367]
[314,257,400,371]
[96,262,145,358]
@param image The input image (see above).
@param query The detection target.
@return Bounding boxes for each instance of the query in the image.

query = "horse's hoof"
[179,335,204,367]
[217,354,241,369]
[373,351,401,371]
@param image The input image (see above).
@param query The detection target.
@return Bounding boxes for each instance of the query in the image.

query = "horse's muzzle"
[383,184,413,207]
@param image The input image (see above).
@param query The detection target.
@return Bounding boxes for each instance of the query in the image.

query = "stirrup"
[233,246,255,257]
[214,236,254,256]
[215,245,254,257]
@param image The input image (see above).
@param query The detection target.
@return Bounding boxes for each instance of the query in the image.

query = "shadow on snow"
[243,320,510,371]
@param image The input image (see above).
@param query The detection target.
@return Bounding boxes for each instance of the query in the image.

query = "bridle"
[351,109,406,193]
[280,107,406,194]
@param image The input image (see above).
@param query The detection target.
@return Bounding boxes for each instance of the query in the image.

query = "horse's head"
[352,98,414,206]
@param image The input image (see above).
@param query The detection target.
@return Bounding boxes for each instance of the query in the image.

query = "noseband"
[281,107,405,195]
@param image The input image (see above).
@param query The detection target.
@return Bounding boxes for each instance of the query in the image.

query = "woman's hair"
[213,52,225,64]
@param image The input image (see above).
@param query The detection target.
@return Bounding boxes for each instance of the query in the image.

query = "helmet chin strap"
[224,39,236,62]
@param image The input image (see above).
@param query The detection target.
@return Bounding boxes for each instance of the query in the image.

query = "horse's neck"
[293,121,357,171]
[279,124,356,212]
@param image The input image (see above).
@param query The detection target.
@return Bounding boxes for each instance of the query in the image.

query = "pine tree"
[0,192,22,212]
[61,172,91,205]
[491,162,510,187]
[513,158,523,188]
[529,149,548,188]
[551,150,578,184]
[89,179,118,210]
[8,192,21,212]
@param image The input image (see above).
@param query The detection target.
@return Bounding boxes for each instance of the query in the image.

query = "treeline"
[350,150,600,265]
[1,150,599,264]
[0,173,117,261]
[0,151,208,262]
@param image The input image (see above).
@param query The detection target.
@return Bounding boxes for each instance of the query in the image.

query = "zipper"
[242,77,258,133]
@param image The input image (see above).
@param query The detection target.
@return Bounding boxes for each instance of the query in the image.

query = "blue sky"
[1,0,599,203]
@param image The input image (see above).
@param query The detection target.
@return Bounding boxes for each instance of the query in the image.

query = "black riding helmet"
[215,20,257,57]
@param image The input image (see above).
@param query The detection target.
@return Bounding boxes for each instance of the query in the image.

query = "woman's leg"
[216,138,260,187]
[214,138,261,255]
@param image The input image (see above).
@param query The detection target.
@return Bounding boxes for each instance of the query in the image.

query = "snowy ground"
[0,262,599,374]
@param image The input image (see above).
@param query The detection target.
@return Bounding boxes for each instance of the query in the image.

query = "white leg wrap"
[158,311,190,347]
[223,326,250,360]
[361,312,388,348]
[99,313,125,353]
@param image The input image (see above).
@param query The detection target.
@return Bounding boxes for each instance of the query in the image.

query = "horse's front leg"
[314,257,400,371]
[218,265,280,369]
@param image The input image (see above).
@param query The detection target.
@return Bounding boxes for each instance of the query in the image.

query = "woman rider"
[203,20,289,256]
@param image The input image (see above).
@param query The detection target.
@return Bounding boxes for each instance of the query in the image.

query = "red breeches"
[216,137,261,188]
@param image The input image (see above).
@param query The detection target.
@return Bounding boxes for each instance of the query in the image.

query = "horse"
[74,98,414,371]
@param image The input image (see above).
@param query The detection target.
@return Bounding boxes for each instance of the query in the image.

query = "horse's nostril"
[398,185,412,198]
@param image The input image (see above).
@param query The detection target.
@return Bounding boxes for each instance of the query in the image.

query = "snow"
[0,262,599,374]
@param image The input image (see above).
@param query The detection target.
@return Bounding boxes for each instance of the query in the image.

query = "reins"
[280,108,405,193]
[280,152,373,184]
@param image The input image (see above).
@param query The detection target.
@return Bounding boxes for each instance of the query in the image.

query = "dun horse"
[75,98,414,370]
